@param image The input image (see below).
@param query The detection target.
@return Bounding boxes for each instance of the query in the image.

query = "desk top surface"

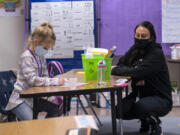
[20,69,130,97]
[0,115,97,135]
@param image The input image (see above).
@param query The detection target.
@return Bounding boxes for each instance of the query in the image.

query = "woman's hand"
[136,80,145,86]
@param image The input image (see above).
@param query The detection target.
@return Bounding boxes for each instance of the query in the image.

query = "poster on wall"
[31,1,95,58]
[0,0,24,16]
[162,0,180,43]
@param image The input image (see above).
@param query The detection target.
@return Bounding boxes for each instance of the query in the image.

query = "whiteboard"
[162,0,180,43]
[31,0,95,58]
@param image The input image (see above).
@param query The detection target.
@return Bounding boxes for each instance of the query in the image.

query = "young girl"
[6,22,65,120]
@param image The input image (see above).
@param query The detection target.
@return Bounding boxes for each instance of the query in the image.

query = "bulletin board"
[29,0,96,58]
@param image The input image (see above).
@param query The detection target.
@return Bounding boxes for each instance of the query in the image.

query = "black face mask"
[134,38,150,49]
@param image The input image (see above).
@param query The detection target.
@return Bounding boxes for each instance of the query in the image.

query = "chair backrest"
[48,61,64,78]
[0,71,16,114]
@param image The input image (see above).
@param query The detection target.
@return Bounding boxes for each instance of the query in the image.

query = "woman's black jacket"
[111,42,172,106]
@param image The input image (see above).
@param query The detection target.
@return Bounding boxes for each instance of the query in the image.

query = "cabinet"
[167,58,180,91]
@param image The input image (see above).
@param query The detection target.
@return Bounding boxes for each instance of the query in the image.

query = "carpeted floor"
[97,116,180,135]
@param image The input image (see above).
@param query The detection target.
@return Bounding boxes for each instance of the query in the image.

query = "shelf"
[167,58,180,63]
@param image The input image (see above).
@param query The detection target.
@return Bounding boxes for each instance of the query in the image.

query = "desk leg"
[63,96,67,116]
[125,86,128,96]
[33,97,38,119]
[110,91,117,135]
[76,95,79,115]
[117,89,123,135]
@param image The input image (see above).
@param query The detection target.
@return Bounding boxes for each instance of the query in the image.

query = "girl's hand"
[111,65,117,70]
[136,80,145,86]
[60,78,65,85]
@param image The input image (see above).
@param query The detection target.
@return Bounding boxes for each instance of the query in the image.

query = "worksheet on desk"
[62,82,88,87]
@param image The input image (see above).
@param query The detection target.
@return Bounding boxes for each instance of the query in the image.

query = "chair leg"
[77,96,88,114]
[76,95,79,115]
[100,93,111,106]
[84,95,103,126]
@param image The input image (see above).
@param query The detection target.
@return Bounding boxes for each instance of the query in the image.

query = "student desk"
[20,69,130,135]
[0,115,97,135]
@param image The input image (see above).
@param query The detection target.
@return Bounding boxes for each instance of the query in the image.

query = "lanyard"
[28,49,42,77]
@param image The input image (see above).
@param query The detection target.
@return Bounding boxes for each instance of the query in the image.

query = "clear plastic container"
[170,44,180,59]
[97,59,106,85]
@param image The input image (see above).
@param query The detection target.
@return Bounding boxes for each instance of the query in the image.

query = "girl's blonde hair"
[26,22,56,48]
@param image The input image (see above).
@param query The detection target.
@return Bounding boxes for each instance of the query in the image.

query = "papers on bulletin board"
[45,48,74,58]
[31,1,95,58]
[0,0,24,16]
[162,0,180,43]
[74,115,98,130]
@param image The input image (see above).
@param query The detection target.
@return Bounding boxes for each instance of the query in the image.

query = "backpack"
[47,61,64,116]
[48,61,64,78]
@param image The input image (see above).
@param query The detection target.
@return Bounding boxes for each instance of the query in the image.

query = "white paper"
[63,82,88,87]
[31,1,95,58]
[116,79,128,83]
[162,0,180,43]
[74,115,98,130]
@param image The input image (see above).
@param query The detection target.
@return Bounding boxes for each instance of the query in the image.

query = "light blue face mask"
[35,45,48,56]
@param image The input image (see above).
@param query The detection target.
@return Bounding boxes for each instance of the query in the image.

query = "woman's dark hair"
[134,21,156,43]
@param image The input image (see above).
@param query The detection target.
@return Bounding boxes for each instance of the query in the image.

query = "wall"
[99,0,180,89]
[0,1,174,68]
[100,0,172,56]
[0,17,24,71]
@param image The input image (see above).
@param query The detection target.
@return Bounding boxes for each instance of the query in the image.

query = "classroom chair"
[0,70,17,122]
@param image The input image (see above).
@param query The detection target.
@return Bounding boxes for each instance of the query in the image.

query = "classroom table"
[0,115,97,135]
[20,69,130,135]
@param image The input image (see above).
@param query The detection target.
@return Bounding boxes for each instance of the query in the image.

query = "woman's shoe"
[150,124,162,135]
[148,115,163,135]
[139,119,150,133]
